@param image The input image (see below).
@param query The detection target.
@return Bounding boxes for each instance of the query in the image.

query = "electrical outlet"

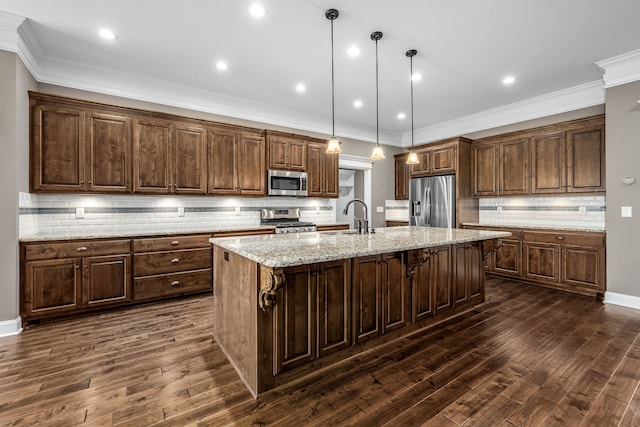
[75,207,85,219]
[315,206,320,214]
[622,206,633,218]
[178,207,185,217]
[235,206,241,216]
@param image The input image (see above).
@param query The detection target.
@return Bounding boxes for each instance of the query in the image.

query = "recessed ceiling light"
[295,83,306,93]
[347,46,360,57]
[503,75,516,85]
[249,3,266,18]
[397,112,406,120]
[98,28,117,40]
[216,61,229,71]
[353,100,363,108]
[411,73,422,82]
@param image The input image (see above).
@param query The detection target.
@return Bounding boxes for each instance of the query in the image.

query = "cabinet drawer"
[134,269,212,301]
[24,239,131,261]
[133,234,212,252]
[523,231,604,247]
[134,248,212,276]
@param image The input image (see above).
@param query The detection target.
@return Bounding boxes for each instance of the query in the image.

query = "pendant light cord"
[410,54,414,149]
[375,37,379,147]
[331,17,335,138]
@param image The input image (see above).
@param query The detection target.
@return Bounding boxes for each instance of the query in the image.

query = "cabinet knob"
[171,258,180,263]
[88,181,92,184]
[556,236,564,240]
[76,246,88,252]
[171,281,180,286]
[171,241,180,246]
[75,265,80,269]
[80,180,84,184]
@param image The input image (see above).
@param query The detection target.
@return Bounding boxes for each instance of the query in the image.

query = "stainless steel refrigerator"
[409,175,456,228]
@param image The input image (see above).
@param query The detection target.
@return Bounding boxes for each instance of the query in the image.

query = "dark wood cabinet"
[237,131,266,195]
[394,154,409,200]
[453,242,484,306]
[471,143,498,196]
[432,246,453,312]
[307,141,338,198]
[381,252,409,333]
[410,145,456,177]
[267,133,306,171]
[133,117,173,193]
[173,123,207,194]
[353,256,382,344]
[472,138,528,197]
[275,259,350,374]
[412,250,434,322]
[530,132,565,194]
[31,99,132,193]
[566,125,605,193]
[21,239,132,321]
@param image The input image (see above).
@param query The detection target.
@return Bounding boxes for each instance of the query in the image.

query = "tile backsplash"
[19,193,336,238]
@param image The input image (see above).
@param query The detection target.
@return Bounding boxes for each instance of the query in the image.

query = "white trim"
[597,49,640,88]
[0,11,24,53]
[406,81,605,146]
[604,292,640,310]
[0,316,22,337]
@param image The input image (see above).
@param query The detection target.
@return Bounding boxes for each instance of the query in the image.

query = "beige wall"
[605,81,640,297]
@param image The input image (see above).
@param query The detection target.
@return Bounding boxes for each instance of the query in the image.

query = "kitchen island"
[210,226,510,397]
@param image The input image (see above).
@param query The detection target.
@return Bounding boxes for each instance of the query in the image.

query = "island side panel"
[212,244,260,396]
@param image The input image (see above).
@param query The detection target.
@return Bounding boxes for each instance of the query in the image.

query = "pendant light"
[370,31,385,161]
[325,8,342,154]
[405,49,420,165]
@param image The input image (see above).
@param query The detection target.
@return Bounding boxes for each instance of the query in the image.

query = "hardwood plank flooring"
[2,277,640,426]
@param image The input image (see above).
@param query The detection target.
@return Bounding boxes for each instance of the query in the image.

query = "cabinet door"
[433,246,453,312]
[83,254,132,307]
[453,243,484,306]
[268,136,289,170]
[524,242,560,283]
[87,112,131,193]
[306,143,324,197]
[562,245,603,291]
[472,143,499,196]
[31,103,85,192]
[381,252,408,333]
[23,258,81,318]
[499,138,529,195]
[353,256,381,344]
[208,127,238,194]
[493,238,523,277]
[431,146,456,174]
[566,125,605,193]
[531,132,565,194]
[412,250,434,322]
[394,155,409,200]
[237,132,266,195]
[274,265,316,374]
[173,124,207,194]
[410,151,431,176]
[468,242,484,300]
[323,150,339,197]
[317,260,351,357]
[288,139,307,171]
[133,118,172,193]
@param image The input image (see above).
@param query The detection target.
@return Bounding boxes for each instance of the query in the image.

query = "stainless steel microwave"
[268,170,308,196]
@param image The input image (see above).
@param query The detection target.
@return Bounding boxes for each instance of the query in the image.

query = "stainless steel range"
[261,208,317,234]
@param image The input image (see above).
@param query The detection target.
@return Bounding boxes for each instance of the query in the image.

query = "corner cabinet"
[307,141,338,198]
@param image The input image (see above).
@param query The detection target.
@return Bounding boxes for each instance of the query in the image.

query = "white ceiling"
[1,0,639,146]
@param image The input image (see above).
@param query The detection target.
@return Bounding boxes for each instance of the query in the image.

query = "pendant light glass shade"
[370,31,385,161]
[325,9,341,154]
[405,49,419,166]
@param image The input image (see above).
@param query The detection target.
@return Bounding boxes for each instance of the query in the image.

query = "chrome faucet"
[343,199,369,234]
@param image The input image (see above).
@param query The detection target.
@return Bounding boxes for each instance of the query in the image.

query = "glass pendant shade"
[326,136,342,154]
[406,150,420,164]
[370,145,385,160]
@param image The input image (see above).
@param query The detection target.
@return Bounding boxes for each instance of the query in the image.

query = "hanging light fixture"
[370,31,385,161]
[325,8,342,154]
[405,49,420,165]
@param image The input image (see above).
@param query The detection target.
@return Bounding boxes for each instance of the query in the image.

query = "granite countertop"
[461,223,605,233]
[210,226,511,268]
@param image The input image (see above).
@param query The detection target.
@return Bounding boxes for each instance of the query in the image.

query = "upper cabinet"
[307,141,338,198]
[31,99,132,193]
[133,117,173,194]
[266,132,306,171]
[394,153,409,200]
[410,144,457,177]
[473,115,605,197]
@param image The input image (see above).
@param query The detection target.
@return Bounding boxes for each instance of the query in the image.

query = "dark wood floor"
[2,277,640,426]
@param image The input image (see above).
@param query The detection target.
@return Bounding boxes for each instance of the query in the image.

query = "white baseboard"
[604,292,640,310]
[0,316,22,337]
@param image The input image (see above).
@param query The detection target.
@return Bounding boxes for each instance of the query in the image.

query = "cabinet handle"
[171,258,180,263]
[171,281,180,286]
[75,265,80,269]
[76,246,88,252]
[556,236,564,240]
[80,180,84,184]
[88,181,92,184]
[84,264,88,268]
[171,241,180,246]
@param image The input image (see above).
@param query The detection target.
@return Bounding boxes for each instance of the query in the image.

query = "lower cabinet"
[453,242,484,305]
[21,239,132,321]
[411,246,454,321]
[274,259,350,374]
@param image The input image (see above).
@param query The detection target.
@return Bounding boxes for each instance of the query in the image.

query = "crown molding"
[406,80,605,146]
[0,11,24,53]
[596,49,640,88]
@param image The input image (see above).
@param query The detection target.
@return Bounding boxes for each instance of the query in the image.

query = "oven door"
[268,170,308,196]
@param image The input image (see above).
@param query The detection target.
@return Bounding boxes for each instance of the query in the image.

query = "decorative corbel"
[406,249,429,278]
[259,267,285,311]
[481,239,501,261]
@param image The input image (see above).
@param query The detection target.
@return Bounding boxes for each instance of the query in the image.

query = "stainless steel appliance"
[267,170,308,196]
[409,175,456,228]
[261,208,317,234]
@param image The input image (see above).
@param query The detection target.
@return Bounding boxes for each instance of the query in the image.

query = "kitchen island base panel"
[212,241,490,397]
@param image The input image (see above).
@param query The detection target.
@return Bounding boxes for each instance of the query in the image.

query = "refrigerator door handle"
[425,187,431,226]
